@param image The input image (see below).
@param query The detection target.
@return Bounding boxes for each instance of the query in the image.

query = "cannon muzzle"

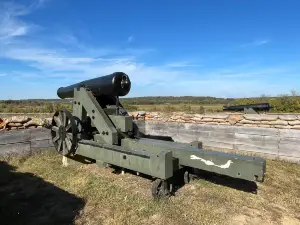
[57,72,131,99]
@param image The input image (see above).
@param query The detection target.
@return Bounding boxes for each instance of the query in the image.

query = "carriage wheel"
[151,178,173,199]
[51,109,78,156]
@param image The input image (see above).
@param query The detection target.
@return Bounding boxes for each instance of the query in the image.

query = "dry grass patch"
[1,149,300,225]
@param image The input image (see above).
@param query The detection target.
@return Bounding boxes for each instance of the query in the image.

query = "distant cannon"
[223,103,272,114]
[51,72,266,198]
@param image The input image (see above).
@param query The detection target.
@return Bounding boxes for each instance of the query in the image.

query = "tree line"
[1,91,300,113]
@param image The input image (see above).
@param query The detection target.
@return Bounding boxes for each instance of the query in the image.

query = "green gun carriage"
[51,72,266,198]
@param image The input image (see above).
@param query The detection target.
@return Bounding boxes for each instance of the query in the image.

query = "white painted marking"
[190,155,233,169]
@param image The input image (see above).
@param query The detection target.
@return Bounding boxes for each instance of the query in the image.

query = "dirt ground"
[1,150,300,225]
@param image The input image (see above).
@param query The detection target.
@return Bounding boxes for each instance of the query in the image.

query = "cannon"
[57,72,131,99]
[51,72,266,198]
[223,103,272,114]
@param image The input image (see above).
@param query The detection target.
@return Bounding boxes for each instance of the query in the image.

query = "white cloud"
[241,39,270,47]
[253,39,269,46]
[127,35,134,43]
[0,34,297,98]
[0,39,186,85]
[0,1,45,40]
[0,11,29,39]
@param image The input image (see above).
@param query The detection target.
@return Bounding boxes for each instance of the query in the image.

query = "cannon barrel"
[57,72,131,99]
[223,103,272,111]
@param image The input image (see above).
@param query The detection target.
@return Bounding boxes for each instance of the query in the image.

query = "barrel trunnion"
[51,72,266,198]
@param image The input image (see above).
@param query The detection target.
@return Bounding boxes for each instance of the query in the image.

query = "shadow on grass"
[109,166,258,198]
[0,161,85,225]
[135,134,258,194]
[193,169,258,194]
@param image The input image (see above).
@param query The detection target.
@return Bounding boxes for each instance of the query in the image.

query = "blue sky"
[0,0,299,99]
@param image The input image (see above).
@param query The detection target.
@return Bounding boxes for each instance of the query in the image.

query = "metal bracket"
[73,88,118,145]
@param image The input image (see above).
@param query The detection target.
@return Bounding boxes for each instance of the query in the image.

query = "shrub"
[162,105,176,112]
[198,106,205,114]
[44,103,54,113]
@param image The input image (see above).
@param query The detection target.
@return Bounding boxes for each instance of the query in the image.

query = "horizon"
[0,93,296,101]
[1,0,300,99]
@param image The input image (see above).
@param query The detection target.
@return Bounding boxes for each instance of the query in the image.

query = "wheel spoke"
[60,112,66,126]
[66,133,73,140]
[65,137,72,150]
[57,138,63,152]
[53,135,60,142]
[58,112,63,124]
[66,123,72,131]
[65,117,69,127]
[53,116,61,127]
[51,126,59,132]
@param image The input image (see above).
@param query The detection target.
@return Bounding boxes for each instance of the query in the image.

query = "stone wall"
[0,116,51,130]
[130,112,300,130]
[135,120,300,163]
[0,113,53,118]
[1,112,300,163]
[2,112,300,130]
[0,128,53,155]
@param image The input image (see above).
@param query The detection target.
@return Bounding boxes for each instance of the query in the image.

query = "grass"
[1,149,300,225]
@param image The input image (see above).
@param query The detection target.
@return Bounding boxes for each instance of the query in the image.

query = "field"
[1,92,300,114]
[127,104,223,113]
[1,149,300,225]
